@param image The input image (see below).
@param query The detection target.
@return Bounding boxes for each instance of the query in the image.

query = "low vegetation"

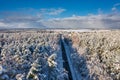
[0,31,67,80]
[0,30,119,80]
[64,30,120,80]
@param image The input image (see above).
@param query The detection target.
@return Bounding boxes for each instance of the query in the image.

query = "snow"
[45,29,111,32]
[61,36,79,80]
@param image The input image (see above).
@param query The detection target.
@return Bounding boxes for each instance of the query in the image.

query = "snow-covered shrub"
[16,73,26,80]
[0,30,65,80]
[27,57,47,80]
[47,53,57,67]
[64,30,120,80]
[0,65,9,80]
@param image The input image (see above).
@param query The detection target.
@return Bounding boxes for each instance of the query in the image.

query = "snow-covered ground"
[0,31,68,80]
[0,29,119,80]
[63,30,120,80]
[45,29,111,32]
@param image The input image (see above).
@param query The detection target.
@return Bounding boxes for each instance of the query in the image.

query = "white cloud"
[112,3,120,11]
[0,7,120,29]
[98,8,103,14]
[0,16,46,28]
[0,22,28,28]
[114,3,120,7]
[41,14,120,29]
[1,13,120,29]
[0,8,66,28]
[0,21,46,28]
[0,22,7,27]
[48,8,66,15]
[112,7,117,11]
[40,8,66,15]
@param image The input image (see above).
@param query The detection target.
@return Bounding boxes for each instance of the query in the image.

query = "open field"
[0,29,120,80]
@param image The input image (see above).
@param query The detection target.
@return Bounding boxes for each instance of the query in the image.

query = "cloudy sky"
[0,0,120,29]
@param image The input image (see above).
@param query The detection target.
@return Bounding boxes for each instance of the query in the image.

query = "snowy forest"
[0,30,120,80]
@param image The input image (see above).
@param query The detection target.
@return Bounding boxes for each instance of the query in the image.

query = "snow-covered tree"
[27,57,47,80]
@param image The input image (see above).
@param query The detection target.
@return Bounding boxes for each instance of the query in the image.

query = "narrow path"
[61,38,72,80]
[60,34,77,80]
